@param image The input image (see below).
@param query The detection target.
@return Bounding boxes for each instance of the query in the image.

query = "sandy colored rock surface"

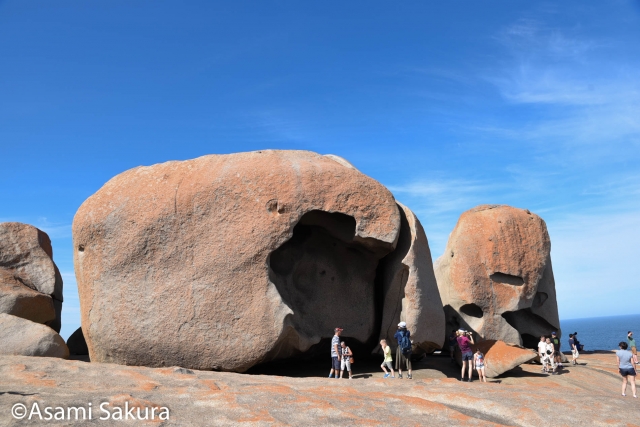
[435,205,560,349]
[0,314,69,359]
[1,352,637,426]
[73,150,403,372]
[0,222,63,332]
[378,202,445,354]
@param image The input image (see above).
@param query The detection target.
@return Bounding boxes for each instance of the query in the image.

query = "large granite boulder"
[0,313,69,358]
[0,223,63,332]
[74,150,445,372]
[434,205,560,350]
[378,203,445,354]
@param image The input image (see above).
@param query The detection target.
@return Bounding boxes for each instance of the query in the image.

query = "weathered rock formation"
[73,150,445,371]
[378,203,444,354]
[454,340,537,377]
[0,222,63,332]
[0,313,69,358]
[434,205,560,349]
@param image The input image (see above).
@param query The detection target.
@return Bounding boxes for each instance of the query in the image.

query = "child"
[339,341,353,379]
[380,339,395,378]
[474,348,487,382]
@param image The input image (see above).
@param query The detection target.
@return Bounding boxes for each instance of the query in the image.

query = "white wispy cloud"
[482,19,640,149]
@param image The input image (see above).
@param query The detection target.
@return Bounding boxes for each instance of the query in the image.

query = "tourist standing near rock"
[394,322,412,379]
[329,328,342,379]
[457,329,474,381]
[474,348,487,383]
[551,332,562,368]
[448,330,457,363]
[627,332,637,365]
[538,336,547,370]
[569,333,579,365]
[379,339,395,378]
[543,337,557,374]
[616,342,637,398]
[339,341,353,379]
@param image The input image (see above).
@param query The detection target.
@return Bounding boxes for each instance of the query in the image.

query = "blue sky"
[1,0,639,340]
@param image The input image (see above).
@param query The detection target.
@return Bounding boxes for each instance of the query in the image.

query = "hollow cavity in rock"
[489,272,524,286]
[460,303,484,319]
[266,210,392,362]
[501,308,560,349]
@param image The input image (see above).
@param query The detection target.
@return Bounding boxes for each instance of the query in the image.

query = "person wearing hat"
[551,332,562,368]
[328,327,343,379]
[457,329,475,381]
[393,322,413,379]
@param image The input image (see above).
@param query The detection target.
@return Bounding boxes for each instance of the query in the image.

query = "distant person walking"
[394,322,413,379]
[448,330,458,363]
[474,348,487,383]
[380,339,395,378]
[616,342,637,398]
[628,332,638,365]
[339,341,353,379]
[457,329,475,381]
[569,333,579,365]
[551,332,563,368]
[328,327,343,379]
[573,332,582,352]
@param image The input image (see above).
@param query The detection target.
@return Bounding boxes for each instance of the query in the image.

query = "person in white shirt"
[538,336,547,372]
[543,337,557,374]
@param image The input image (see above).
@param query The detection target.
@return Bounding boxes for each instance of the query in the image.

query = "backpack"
[400,330,412,355]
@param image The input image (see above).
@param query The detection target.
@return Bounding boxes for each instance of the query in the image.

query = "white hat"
[398,321,407,328]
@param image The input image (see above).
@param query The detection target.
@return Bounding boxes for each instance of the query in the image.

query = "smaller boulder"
[66,327,89,356]
[456,339,536,378]
[0,270,56,325]
[0,313,69,358]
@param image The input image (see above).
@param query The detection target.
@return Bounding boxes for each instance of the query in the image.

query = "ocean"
[560,314,640,351]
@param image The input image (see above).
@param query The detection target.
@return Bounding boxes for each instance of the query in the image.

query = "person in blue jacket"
[394,322,413,379]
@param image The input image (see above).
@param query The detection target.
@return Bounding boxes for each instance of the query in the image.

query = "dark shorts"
[620,368,637,377]
[331,356,340,370]
[462,351,474,362]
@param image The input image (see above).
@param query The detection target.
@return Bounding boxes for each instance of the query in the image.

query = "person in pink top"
[456,329,475,382]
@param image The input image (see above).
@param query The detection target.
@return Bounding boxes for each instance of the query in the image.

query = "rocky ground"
[2,352,639,426]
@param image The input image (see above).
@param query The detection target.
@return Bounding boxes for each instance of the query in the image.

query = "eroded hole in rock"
[460,303,484,319]
[502,309,559,350]
[264,210,391,366]
[521,333,540,349]
[490,272,524,286]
